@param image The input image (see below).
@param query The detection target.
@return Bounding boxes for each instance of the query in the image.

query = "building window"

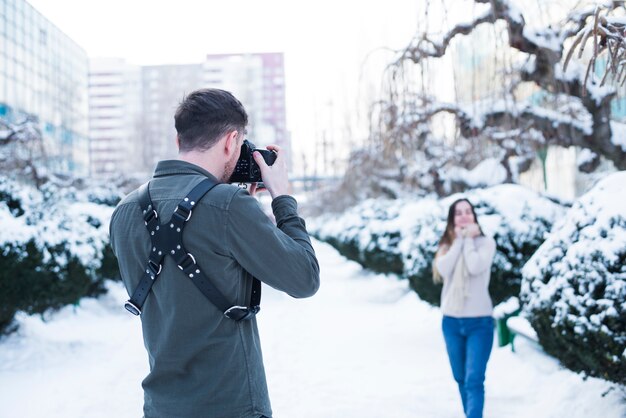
[39,28,47,46]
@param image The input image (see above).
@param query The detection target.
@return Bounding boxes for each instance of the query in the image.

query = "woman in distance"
[433,198,496,418]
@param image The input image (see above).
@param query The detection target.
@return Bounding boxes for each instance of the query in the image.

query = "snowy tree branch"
[395,0,626,171]
[564,3,626,91]
[400,8,498,62]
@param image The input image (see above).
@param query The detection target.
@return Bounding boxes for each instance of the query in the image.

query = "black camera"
[229,139,277,183]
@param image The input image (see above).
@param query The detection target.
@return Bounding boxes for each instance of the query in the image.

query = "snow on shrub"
[521,171,626,384]
[311,184,565,306]
[314,199,405,274]
[394,199,444,304]
[0,178,119,335]
[83,183,124,207]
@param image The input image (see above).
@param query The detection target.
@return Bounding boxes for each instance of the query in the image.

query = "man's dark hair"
[174,88,248,152]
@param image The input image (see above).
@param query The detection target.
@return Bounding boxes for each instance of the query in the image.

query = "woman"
[434,198,496,418]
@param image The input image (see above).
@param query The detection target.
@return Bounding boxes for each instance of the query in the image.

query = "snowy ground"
[1,240,624,418]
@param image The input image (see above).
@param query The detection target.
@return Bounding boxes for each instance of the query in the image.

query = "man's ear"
[224,130,240,156]
[175,135,180,150]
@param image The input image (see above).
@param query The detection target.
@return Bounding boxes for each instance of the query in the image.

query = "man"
[109,88,320,418]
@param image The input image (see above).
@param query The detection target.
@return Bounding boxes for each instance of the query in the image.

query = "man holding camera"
[109,88,320,418]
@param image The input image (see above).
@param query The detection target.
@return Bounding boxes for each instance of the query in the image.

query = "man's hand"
[248,182,267,197]
[253,144,289,199]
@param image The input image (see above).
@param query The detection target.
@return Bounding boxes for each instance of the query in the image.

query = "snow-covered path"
[1,240,624,417]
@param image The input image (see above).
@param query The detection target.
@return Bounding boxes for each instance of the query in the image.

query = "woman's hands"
[454,223,480,239]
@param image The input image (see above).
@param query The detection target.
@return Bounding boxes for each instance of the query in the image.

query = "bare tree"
[0,117,49,188]
[353,0,626,198]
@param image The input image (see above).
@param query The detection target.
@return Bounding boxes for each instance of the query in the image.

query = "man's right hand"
[253,144,289,199]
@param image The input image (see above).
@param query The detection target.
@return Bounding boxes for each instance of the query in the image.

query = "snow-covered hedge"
[316,199,405,275]
[311,184,565,306]
[0,177,120,335]
[521,172,626,384]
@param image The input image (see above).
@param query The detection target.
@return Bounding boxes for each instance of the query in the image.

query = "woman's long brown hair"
[432,198,483,283]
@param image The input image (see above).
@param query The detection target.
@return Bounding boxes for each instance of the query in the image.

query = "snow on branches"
[381,0,626,188]
[564,2,626,92]
[0,117,49,187]
[520,171,626,384]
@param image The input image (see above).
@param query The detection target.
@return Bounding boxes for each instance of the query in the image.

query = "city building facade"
[203,53,289,167]
[88,57,141,176]
[139,63,203,173]
[2,1,289,180]
[88,52,289,177]
[0,0,89,175]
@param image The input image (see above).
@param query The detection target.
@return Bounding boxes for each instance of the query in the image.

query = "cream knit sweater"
[435,235,496,318]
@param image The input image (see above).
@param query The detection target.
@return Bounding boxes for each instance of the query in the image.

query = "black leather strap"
[250,273,261,307]
[125,182,164,315]
[125,179,262,321]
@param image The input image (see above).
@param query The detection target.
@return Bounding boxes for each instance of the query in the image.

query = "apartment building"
[88,57,141,176]
[0,0,89,174]
[89,52,289,177]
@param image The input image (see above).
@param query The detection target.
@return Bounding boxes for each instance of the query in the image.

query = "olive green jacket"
[109,160,320,418]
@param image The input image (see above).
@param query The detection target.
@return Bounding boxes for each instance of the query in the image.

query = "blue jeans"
[442,315,494,418]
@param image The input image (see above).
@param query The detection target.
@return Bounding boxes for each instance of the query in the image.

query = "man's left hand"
[249,182,267,197]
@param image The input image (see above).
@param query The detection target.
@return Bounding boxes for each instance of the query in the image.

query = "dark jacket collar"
[153,160,220,182]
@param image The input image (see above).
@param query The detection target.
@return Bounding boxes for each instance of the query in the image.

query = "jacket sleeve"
[462,236,496,276]
[226,191,320,298]
[435,238,463,280]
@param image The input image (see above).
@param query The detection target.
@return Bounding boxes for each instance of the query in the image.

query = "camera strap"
[124,178,261,321]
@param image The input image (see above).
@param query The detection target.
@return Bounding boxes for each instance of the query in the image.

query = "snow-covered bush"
[311,184,565,306]
[521,172,626,384]
[0,177,119,335]
[83,183,124,207]
[394,200,444,304]
[314,199,405,275]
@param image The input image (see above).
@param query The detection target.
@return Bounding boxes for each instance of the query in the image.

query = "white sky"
[27,0,422,175]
